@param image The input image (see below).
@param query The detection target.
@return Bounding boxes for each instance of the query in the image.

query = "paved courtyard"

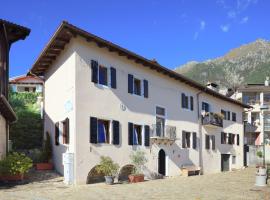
[0,167,269,200]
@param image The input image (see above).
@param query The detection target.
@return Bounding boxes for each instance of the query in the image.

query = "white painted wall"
[44,36,244,184]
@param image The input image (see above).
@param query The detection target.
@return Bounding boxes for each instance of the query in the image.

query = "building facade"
[236,78,270,165]
[30,21,249,184]
[9,74,43,93]
[0,19,30,159]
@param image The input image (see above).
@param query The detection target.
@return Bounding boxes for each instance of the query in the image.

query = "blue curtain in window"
[98,121,106,143]
[133,128,138,145]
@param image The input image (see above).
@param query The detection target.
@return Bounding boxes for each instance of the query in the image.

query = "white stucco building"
[9,74,43,93]
[30,21,250,184]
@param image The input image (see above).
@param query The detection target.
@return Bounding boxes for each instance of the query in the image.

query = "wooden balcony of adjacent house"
[202,112,223,128]
[150,125,176,145]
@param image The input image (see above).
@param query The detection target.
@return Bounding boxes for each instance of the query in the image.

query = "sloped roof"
[9,74,43,84]
[30,21,251,109]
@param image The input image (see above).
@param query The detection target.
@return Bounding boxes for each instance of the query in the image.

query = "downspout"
[196,90,203,174]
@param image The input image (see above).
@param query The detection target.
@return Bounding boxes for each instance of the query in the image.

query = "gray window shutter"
[112,120,120,145]
[90,117,98,143]
[192,132,197,149]
[128,122,134,145]
[182,131,186,148]
[212,135,215,150]
[190,96,194,111]
[143,80,148,98]
[144,125,150,146]
[110,67,117,89]
[128,74,134,94]
[91,60,98,83]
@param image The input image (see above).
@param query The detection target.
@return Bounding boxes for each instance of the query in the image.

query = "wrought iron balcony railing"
[151,124,177,141]
[202,112,223,128]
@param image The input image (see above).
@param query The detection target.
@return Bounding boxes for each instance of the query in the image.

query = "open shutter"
[205,135,210,149]
[128,122,134,145]
[112,120,120,145]
[143,80,149,98]
[144,125,150,146]
[237,134,240,145]
[182,131,186,148]
[221,132,224,144]
[91,60,98,83]
[90,117,98,143]
[212,135,215,150]
[128,74,134,94]
[65,118,70,144]
[190,96,194,111]
[110,67,117,89]
[55,122,59,146]
[192,132,197,149]
[181,93,185,108]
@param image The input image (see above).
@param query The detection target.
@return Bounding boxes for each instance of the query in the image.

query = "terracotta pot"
[0,174,24,181]
[128,174,144,183]
[36,162,53,170]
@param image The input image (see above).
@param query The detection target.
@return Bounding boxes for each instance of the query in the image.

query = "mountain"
[175,39,270,89]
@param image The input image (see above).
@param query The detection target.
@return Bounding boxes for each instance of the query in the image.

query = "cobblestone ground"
[0,167,269,200]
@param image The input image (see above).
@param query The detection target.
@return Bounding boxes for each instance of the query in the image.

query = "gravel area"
[0,167,269,200]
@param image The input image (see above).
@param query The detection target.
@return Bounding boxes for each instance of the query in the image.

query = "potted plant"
[0,152,33,182]
[36,132,53,170]
[128,150,147,183]
[96,156,119,185]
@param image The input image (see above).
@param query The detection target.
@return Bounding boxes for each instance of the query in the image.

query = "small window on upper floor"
[134,78,141,96]
[181,93,194,111]
[98,65,108,86]
[202,102,210,112]
[232,112,236,122]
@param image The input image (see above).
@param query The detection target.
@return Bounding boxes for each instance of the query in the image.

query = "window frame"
[133,77,142,96]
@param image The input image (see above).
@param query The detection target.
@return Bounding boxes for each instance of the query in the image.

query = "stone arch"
[118,164,135,182]
[86,165,105,184]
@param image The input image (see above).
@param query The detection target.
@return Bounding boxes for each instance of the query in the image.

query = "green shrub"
[96,156,119,176]
[0,152,33,175]
[40,132,52,163]
[257,151,263,158]
[130,150,147,175]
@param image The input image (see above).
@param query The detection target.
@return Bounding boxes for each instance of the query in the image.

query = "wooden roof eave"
[0,95,17,123]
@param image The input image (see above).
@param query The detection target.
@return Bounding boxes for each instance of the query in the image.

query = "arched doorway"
[118,164,135,182]
[158,149,166,176]
[86,165,105,184]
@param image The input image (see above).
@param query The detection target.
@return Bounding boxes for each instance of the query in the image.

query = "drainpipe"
[196,91,203,173]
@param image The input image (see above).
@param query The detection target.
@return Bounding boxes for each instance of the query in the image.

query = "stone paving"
[0,167,269,200]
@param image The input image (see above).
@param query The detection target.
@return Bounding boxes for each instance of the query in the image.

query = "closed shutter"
[181,93,185,108]
[90,117,98,143]
[192,132,197,149]
[182,131,186,148]
[128,74,134,94]
[128,122,134,145]
[144,125,150,146]
[65,118,69,144]
[221,132,224,144]
[110,67,117,89]
[91,60,98,83]
[143,80,149,98]
[212,135,215,150]
[237,134,240,145]
[190,96,194,111]
[112,120,120,145]
[205,135,210,149]
[55,122,59,146]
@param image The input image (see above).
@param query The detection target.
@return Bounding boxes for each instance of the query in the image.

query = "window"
[211,135,215,150]
[24,87,30,92]
[62,118,69,144]
[221,132,227,144]
[221,110,232,120]
[232,112,236,122]
[133,124,142,145]
[202,102,210,112]
[98,66,108,86]
[181,93,194,110]
[221,110,226,119]
[182,131,191,148]
[128,74,149,98]
[97,119,110,144]
[156,106,166,137]
[227,111,231,120]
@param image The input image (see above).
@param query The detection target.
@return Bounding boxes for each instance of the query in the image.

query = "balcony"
[150,124,176,145]
[245,122,260,133]
[202,112,223,128]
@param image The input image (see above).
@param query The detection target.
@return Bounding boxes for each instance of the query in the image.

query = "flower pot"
[104,176,115,185]
[0,174,24,182]
[128,174,144,183]
[36,162,53,170]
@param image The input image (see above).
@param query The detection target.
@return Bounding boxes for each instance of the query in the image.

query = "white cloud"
[220,24,230,32]
[200,20,206,30]
[240,16,249,24]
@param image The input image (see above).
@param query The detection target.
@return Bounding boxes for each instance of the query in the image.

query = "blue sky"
[2,0,270,77]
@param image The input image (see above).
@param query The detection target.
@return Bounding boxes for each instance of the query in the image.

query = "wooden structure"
[0,19,30,153]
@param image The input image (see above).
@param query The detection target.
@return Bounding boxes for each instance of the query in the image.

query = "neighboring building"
[9,74,43,93]
[236,77,270,165]
[30,21,249,184]
[0,19,30,159]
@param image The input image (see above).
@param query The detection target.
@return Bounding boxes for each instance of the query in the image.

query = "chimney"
[206,81,219,92]
[265,76,269,86]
